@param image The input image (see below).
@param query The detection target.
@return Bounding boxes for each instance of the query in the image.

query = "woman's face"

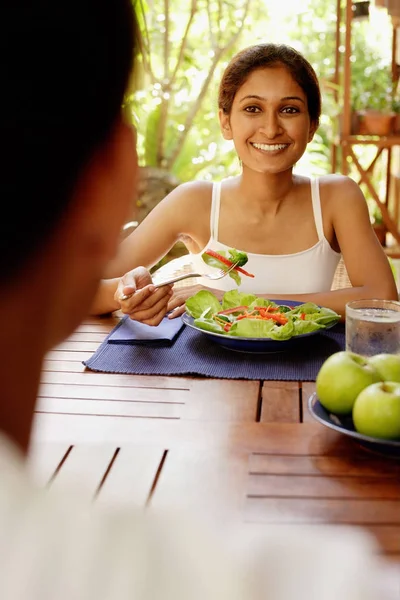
[219,65,317,175]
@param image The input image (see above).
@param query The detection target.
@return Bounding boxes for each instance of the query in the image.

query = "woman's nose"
[259,113,283,138]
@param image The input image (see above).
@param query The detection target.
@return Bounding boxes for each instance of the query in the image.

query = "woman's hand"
[165,284,203,319]
[115,266,173,326]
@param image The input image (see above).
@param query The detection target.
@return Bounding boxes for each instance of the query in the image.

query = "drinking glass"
[345,299,400,357]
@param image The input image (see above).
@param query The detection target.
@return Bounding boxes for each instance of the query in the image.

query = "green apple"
[316,351,382,414]
[367,354,400,383]
[353,382,400,439]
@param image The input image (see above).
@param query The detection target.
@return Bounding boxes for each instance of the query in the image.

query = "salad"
[202,248,254,285]
[185,290,341,341]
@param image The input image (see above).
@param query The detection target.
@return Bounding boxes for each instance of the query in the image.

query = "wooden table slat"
[27,442,72,486]
[249,453,400,477]
[37,397,183,419]
[96,446,166,508]
[38,382,188,403]
[247,473,400,499]
[245,496,400,525]
[260,381,300,423]
[181,380,260,422]
[41,370,191,390]
[42,360,89,373]
[45,350,93,362]
[48,444,118,499]
[52,341,101,352]
[150,448,249,522]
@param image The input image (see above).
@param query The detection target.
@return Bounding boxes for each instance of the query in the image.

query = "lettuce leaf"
[221,290,258,310]
[288,302,321,314]
[193,318,226,334]
[266,319,296,340]
[288,303,340,326]
[292,319,325,335]
[185,290,221,319]
[229,318,276,338]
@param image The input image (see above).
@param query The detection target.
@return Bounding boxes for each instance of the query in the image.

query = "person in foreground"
[92,43,397,325]
[0,3,397,598]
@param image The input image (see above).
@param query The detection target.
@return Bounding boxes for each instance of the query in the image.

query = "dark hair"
[0,0,138,283]
[218,43,321,125]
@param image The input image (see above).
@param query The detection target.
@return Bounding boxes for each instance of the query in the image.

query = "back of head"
[218,43,321,126]
[0,0,136,284]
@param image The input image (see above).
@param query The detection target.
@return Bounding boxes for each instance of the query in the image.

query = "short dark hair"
[0,0,137,283]
[218,43,321,126]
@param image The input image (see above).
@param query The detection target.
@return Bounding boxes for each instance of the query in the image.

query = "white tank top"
[190,177,341,294]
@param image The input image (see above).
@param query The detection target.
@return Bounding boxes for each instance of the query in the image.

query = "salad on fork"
[201,248,254,285]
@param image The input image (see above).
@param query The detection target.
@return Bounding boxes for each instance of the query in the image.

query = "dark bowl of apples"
[308,351,400,459]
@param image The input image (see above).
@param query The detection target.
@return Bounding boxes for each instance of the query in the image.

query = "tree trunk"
[133,166,180,224]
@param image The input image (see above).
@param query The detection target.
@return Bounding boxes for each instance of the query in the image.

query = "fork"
[119,261,239,301]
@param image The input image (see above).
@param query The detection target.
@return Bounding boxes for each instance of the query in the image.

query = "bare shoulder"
[163,180,213,209]
[318,174,367,213]
[146,180,214,235]
[318,174,364,200]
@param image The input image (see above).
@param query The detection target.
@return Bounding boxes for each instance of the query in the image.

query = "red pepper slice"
[236,313,288,325]
[218,305,249,315]
[254,305,278,313]
[300,313,306,320]
[269,314,288,325]
[205,249,255,278]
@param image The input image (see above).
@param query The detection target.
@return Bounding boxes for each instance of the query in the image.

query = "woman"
[92,43,397,324]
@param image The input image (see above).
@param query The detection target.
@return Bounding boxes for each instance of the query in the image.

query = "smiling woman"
[91,42,398,325]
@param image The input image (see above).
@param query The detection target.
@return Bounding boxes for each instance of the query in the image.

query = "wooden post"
[331,0,342,173]
[342,0,353,138]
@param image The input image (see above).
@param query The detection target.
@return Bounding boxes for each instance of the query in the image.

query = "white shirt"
[0,432,395,600]
[190,177,341,294]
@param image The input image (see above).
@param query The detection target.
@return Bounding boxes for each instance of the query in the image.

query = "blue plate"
[308,392,400,459]
[181,299,339,354]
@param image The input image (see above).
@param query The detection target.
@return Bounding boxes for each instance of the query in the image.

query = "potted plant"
[352,78,396,136]
[361,96,395,136]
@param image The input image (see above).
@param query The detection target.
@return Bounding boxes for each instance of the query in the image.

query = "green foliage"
[144,106,161,166]
[350,15,392,112]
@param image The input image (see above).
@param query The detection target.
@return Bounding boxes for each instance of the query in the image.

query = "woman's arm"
[103,181,212,277]
[267,176,398,319]
[90,181,212,317]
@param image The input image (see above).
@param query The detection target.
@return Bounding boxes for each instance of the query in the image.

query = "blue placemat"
[108,315,184,346]
[83,321,345,381]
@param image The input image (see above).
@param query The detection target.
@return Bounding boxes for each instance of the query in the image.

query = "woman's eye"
[244,105,261,113]
[281,106,300,114]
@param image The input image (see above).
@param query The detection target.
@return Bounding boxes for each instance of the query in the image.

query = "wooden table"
[29,312,400,564]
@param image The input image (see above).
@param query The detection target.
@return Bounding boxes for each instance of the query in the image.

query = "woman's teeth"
[252,143,287,151]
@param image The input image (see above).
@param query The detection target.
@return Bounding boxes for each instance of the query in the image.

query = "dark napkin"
[84,321,346,381]
[108,315,185,346]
